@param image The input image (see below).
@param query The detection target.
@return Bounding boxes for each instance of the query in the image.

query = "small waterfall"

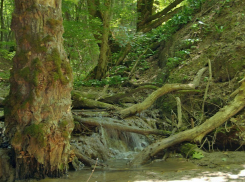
[99,127,149,159]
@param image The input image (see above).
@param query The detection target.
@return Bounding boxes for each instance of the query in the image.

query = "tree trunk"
[130,81,245,166]
[94,0,111,79]
[0,0,4,46]
[140,0,185,27]
[137,0,154,31]
[5,0,74,179]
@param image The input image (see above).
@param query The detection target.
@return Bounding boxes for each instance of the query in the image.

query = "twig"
[176,97,182,129]
[200,59,212,124]
[86,158,98,182]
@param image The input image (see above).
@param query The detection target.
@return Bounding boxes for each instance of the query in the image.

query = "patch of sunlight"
[134,168,245,182]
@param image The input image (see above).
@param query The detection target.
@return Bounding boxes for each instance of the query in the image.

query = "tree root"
[71,145,106,167]
[129,81,245,166]
[73,115,171,136]
[119,67,207,118]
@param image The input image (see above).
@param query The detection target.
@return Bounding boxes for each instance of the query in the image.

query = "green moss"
[31,36,47,53]
[59,163,64,170]
[47,19,62,29]
[180,143,197,157]
[61,131,69,139]
[16,51,28,66]
[61,61,72,75]
[42,35,54,43]
[51,72,59,81]
[46,48,71,85]
[59,120,68,128]
[31,58,43,87]
[24,124,47,147]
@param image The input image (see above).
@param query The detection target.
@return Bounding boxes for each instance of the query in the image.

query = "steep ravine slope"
[152,0,245,149]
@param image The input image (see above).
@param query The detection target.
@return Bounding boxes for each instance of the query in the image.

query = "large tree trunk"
[4,0,74,179]
[94,0,111,79]
[87,0,112,80]
[0,0,4,46]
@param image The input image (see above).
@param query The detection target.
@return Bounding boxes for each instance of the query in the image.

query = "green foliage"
[24,124,46,147]
[74,75,128,88]
[166,49,190,70]
[0,69,10,79]
[63,20,99,80]
[110,65,128,76]
[166,57,182,70]
[192,151,204,159]
[215,25,226,33]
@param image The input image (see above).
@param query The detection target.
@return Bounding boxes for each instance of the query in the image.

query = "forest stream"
[1,0,245,181]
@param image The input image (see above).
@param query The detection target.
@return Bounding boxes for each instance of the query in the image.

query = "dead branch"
[129,81,245,166]
[119,67,207,118]
[138,0,185,28]
[100,85,158,104]
[73,115,171,136]
[119,83,195,118]
[72,91,122,110]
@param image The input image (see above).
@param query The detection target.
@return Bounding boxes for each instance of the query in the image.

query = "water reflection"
[40,158,201,182]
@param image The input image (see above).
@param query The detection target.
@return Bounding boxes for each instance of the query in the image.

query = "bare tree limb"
[73,115,172,136]
[129,82,245,166]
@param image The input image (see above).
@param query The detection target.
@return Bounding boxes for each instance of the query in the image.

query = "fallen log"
[119,67,207,118]
[119,83,196,118]
[72,91,122,110]
[73,115,172,136]
[100,85,158,104]
[129,81,245,166]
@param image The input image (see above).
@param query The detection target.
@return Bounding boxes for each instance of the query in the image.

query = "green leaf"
[192,152,204,159]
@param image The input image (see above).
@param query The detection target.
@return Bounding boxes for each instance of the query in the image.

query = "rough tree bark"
[4,0,74,179]
[0,0,4,45]
[130,81,245,166]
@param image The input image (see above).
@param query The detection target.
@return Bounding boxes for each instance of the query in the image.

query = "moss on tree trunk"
[4,0,74,179]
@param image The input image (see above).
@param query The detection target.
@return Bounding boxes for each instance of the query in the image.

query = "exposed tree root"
[72,91,122,110]
[71,145,106,167]
[119,67,207,118]
[73,115,171,136]
[129,82,245,166]
[119,83,196,118]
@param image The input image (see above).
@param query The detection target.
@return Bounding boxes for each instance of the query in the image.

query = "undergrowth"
[76,0,206,87]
